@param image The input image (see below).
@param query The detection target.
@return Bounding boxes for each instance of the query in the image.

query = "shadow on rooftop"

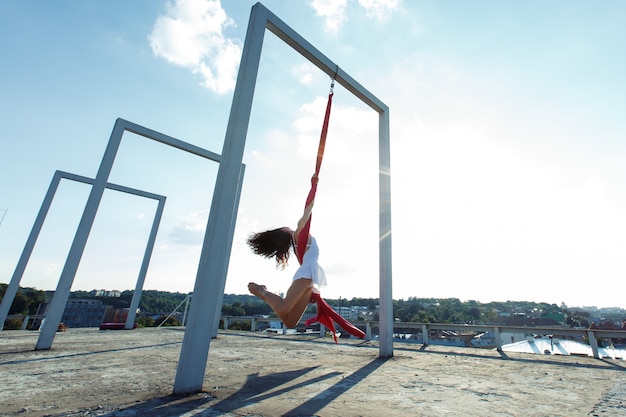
[93,366,339,417]
[93,392,216,417]
[93,358,388,417]
[211,365,340,415]
[0,341,183,366]
[284,357,389,416]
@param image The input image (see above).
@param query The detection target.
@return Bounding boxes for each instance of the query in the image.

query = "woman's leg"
[249,278,313,328]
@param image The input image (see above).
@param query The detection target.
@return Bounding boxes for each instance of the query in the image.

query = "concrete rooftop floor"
[1,327,625,417]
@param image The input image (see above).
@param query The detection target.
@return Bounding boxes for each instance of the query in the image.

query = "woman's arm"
[294,174,318,240]
[295,199,314,239]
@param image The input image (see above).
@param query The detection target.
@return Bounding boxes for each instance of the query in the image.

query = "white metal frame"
[28,118,244,350]
[0,170,166,333]
[174,2,392,394]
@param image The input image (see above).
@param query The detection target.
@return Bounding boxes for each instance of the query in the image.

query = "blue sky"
[1,0,625,308]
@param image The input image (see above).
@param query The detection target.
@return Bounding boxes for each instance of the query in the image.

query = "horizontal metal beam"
[117,118,222,163]
[56,171,166,202]
[261,4,388,114]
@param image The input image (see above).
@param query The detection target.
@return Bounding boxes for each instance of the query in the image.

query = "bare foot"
[248,282,267,299]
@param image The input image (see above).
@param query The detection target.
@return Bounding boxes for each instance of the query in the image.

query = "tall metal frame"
[0,170,166,332]
[30,118,244,350]
[174,2,392,394]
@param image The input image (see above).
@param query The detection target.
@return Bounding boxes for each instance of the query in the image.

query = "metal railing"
[220,316,626,360]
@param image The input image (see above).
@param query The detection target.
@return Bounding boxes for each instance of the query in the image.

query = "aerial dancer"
[247,174,325,329]
[247,75,365,342]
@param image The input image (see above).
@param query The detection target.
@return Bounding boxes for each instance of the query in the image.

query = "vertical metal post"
[422,324,429,346]
[182,295,190,326]
[587,330,600,359]
[36,120,125,350]
[211,164,246,338]
[378,107,393,357]
[494,326,503,352]
[0,171,62,329]
[173,4,267,394]
[125,196,166,329]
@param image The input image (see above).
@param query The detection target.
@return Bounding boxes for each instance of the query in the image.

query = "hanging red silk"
[294,87,366,343]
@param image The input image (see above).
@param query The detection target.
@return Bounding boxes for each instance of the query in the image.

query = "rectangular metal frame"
[30,118,242,350]
[0,170,166,333]
[174,2,392,394]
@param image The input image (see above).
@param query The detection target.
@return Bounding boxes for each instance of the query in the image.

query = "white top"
[292,234,327,288]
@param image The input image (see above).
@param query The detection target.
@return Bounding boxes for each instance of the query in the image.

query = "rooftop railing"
[220,316,626,360]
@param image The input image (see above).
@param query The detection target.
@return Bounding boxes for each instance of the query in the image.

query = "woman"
[247,175,325,328]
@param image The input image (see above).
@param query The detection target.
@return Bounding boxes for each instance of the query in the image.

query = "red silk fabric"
[296,92,333,265]
[294,91,365,343]
[306,293,366,343]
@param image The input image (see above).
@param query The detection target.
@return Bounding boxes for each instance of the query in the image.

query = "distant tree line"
[391,297,565,325]
[69,289,191,315]
[2,283,625,328]
[0,284,46,316]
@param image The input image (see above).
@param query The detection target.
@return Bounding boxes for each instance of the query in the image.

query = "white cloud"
[149,0,242,95]
[169,209,210,245]
[358,0,400,22]
[43,263,62,276]
[292,63,317,85]
[310,0,348,35]
[310,0,400,33]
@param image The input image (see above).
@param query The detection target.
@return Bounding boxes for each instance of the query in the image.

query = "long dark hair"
[247,227,293,269]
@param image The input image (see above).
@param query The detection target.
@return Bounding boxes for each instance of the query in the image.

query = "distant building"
[332,306,358,320]
[32,297,118,330]
[301,304,373,324]
[90,289,122,297]
[101,307,130,324]
[61,299,109,328]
